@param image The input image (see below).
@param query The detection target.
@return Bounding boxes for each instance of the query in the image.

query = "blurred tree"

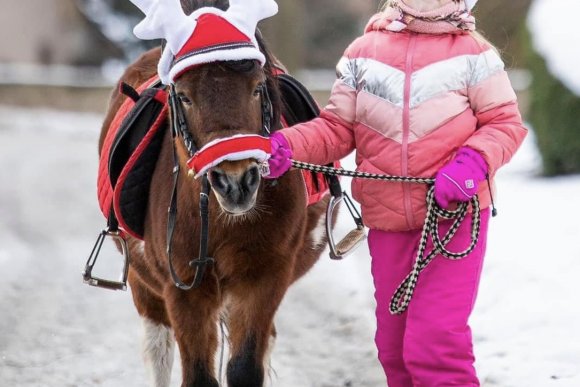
[81,0,533,71]
[473,0,533,67]
[524,29,580,176]
[0,0,123,66]
[261,0,533,71]
[261,0,381,71]
[302,0,364,67]
[259,0,306,72]
[77,0,159,61]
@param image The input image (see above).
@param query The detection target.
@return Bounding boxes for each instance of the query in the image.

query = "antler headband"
[465,0,478,11]
[129,0,279,84]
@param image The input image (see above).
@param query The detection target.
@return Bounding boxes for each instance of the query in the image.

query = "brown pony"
[97,1,332,386]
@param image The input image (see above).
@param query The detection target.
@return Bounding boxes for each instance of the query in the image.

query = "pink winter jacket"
[280,19,528,232]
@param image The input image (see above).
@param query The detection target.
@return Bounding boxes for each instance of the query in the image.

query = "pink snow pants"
[368,209,490,387]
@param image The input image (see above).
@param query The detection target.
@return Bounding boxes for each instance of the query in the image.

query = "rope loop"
[290,160,481,315]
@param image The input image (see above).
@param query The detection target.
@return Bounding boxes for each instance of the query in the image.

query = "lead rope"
[290,160,481,315]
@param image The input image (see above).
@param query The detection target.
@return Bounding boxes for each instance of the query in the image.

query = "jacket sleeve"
[463,49,528,176]
[278,50,357,166]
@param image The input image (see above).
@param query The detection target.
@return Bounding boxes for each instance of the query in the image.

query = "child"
[268,0,527,385]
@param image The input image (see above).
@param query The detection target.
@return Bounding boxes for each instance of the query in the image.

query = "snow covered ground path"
[0,106,578,386]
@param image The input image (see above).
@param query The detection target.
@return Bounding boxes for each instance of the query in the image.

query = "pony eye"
[253,83,265,97]
[178,94,192,105]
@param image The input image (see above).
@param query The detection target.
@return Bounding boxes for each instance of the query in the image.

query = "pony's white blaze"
[310,213,327,250]
[142,318,175,387]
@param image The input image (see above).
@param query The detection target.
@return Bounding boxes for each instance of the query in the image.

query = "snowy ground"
[0,106,579,386]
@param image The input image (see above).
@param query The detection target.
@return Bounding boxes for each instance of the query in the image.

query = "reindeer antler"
[226,0,279,40]
[130,0,197,53]
[129,0,279,84]
[465,0,478,11]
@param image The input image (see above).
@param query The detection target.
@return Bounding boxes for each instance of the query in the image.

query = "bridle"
[166,76,274,290]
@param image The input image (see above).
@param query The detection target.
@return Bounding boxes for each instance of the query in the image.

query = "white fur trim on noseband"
[186,134,272,179]
[191,149,270,179]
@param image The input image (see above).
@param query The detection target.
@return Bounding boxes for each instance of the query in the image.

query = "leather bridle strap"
[169,85,197,155]
[166,170,214,290]
[166,86,214,290]
[259,82,273,136]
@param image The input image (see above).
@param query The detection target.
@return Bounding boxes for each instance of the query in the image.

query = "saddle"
[97,73,332,240]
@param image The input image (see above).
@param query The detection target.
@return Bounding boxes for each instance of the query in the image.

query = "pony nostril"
[209,169,230,194]
[243,166,260,192]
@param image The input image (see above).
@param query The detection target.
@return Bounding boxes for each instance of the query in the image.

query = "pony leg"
[165,284,221,387]
[129,272,175,387]
[226,275,290,387]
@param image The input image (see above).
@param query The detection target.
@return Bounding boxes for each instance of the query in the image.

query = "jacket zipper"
[402,33,417,229]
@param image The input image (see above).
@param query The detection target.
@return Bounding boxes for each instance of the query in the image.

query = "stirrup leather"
[326,192,366,260]
[82,229,130,291]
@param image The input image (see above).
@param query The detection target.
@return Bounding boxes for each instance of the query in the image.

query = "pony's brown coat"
[99,44,332,386]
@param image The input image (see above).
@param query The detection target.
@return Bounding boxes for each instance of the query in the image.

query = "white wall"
[0,0,118,65]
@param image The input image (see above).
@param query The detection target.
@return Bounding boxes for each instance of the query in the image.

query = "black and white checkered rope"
[389,188,480,315]
[291,160,481,315]
[291,160,435,185]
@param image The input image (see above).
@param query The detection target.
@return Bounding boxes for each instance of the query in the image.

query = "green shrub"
[525,29,580,176]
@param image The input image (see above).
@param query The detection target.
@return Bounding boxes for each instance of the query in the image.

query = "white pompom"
[387,20,407,32]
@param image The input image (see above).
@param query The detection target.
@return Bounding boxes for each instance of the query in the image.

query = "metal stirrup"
[326,192,366,260]
[82,228,130,291]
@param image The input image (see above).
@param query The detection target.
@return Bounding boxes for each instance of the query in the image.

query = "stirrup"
[326,192,367,260]
[82,229,130,291]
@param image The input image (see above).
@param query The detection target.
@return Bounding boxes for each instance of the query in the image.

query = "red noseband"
[186,134,272,178]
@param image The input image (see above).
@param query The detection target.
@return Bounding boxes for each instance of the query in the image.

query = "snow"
[528,0,580,96]
[0,106,579,386]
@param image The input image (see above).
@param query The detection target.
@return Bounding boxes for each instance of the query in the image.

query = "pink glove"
[434,147,488,208]
[266,132,293,179]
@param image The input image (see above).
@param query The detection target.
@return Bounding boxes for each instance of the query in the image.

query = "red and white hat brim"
[168,46,266,83]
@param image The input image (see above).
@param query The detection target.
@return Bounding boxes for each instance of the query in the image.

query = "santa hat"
[130,0,279,85]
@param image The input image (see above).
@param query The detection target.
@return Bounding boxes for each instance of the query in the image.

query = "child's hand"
[266,132,293,179]
[434,147,488,208]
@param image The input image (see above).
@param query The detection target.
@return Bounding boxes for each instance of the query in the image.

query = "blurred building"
[0,0,122,66]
